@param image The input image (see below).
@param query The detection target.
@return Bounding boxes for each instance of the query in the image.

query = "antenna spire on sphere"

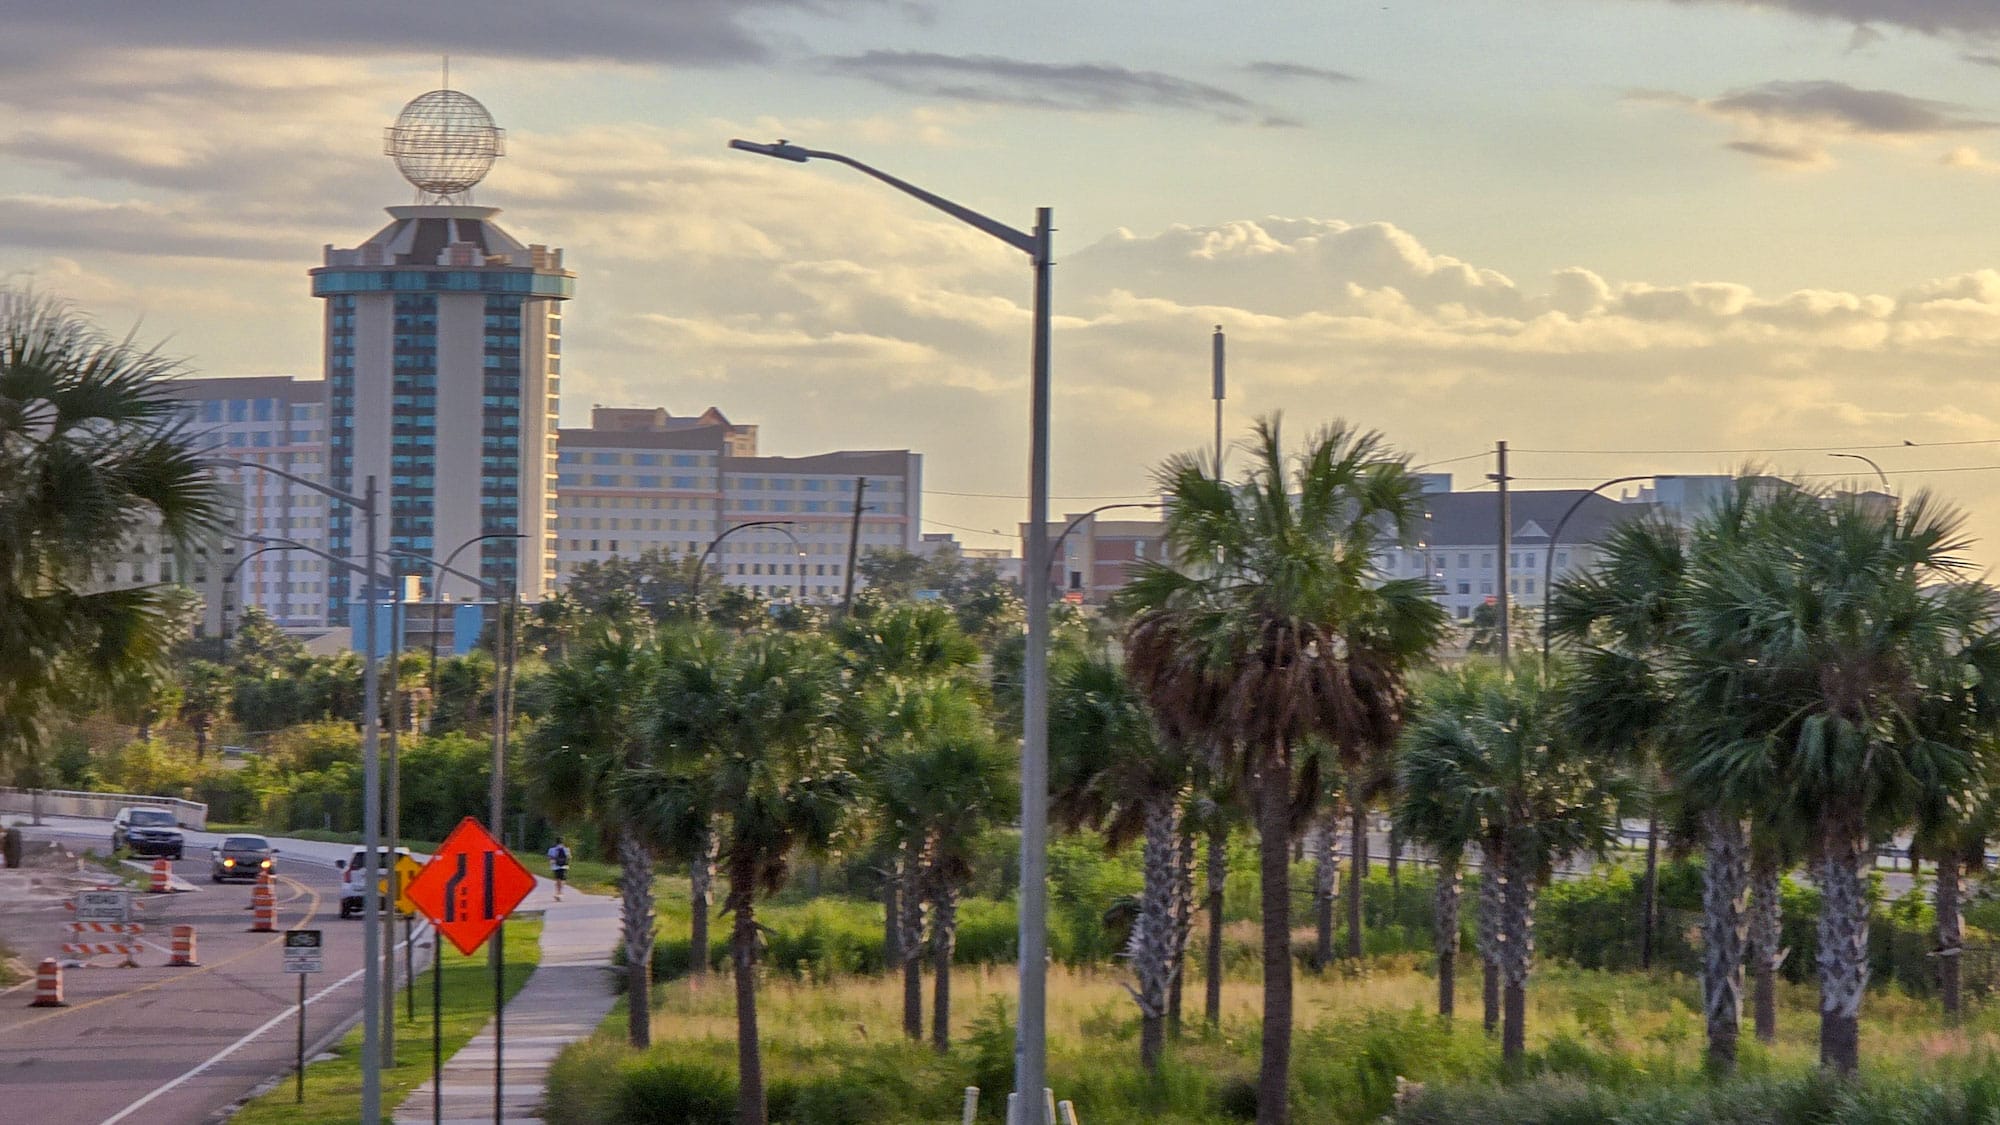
[383,88,505,203]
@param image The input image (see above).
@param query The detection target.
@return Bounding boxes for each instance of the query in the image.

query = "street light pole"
[215,460,385,1122]
[1829,452,1892,491]
[728,138,1054,1124]
[1538,475,1655,674]
[420,533,525,734]
[693,520,808,609]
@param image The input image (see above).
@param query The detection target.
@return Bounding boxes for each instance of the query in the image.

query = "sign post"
[397,854,421,1025]
[405,818,536,1125]
[283,930,323,1104]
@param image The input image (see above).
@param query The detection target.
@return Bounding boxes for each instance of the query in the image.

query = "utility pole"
[1211,326,1225,478]
[1493,441,1512,673]
[840,476,869,615]
[381,574,402,1066]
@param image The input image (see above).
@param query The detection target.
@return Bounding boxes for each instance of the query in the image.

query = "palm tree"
[885,724,1012,1052]
[650,625,738,986]
[718,634,854,1125]
[1188,765,1243,1030]
[1050,651,1192,1070]
[1395,662,1625,1063]
[1119,417,1447,1125]
[0,289,222,771]
[524,625,663,1047]
[176,661,231,759]
[1549,516,1762,1071]
[840,604,984,1036]
[1671,486,1996,1073]
[1393,668,1486,1019]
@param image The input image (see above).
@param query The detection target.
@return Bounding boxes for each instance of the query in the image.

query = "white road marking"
[98,963,365,1124]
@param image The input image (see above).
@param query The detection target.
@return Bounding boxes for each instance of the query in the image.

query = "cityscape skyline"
[12,2,2000,563]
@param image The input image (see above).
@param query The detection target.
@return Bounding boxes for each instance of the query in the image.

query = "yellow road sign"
[394,854,423,915]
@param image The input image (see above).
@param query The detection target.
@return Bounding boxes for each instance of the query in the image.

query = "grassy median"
[232,913,543,1125]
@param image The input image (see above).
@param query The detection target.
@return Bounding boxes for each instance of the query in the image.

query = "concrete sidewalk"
[392,885,621,1124]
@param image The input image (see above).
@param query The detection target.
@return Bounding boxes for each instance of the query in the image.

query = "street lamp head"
[729,138,810,163]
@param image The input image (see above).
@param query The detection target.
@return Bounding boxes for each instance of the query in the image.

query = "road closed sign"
[282,929,323,974]
[75,889,132,923]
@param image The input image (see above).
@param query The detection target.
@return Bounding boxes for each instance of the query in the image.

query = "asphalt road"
[0,822,424,1125]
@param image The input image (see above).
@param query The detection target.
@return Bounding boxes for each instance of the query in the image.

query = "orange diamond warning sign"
[405,818,536,955]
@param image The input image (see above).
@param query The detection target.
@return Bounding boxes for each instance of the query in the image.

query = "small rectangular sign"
[282,929,323,974]
[75,889,131,923]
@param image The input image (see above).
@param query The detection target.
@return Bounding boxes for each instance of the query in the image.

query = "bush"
[610,1058,735,1125]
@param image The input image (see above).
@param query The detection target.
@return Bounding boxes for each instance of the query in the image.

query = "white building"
[554,406,922,602]
[163,375,331,628]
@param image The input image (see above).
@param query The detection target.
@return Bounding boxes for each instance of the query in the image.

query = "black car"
[112,806,184,859]
[210,835,278,882]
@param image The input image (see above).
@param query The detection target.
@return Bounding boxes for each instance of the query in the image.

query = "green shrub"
[610,1058,735,1125]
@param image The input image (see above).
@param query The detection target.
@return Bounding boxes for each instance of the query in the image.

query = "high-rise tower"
[310,89,572,614]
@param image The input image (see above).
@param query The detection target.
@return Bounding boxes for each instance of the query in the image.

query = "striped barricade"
[61,921,144,967]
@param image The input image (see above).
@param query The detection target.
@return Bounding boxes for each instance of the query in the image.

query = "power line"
[923,517,1010,537]
[927,488,1156,500]
[1511,463,2000,483]
[1413,451,1490,470]
[1514,437,2000,456]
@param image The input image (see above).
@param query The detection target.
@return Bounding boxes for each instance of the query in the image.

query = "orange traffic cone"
[29,959,64,1007]
[148,857,172,894]
[168,924,198,967]
[249,881,275,933]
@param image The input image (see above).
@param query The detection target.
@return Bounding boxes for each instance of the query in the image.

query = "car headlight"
[260,859,271,868]
[223,858,235,866]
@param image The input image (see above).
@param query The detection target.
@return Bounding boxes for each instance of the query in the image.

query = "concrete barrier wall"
[0,788,208,830]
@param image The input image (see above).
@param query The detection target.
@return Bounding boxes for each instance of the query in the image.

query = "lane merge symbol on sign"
[404,817,536,955]
[283,929,323,974]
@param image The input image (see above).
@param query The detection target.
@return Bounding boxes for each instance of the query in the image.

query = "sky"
[11,0,2000,559]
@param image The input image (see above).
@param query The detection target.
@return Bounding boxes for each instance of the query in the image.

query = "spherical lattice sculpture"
[384,90,505,199]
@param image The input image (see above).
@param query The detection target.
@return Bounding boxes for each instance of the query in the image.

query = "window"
[1480,581,1493,595]
[1526,579,1537,595]
[1556,551,1570,568]
[1509,552,1520,568]
[1457,582,1470,595]
[1457,605,1471,620]
[1457,553,1469,568]
[1481,553,1493,567]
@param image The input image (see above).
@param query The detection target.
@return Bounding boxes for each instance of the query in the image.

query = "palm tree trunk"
[1747,852,1783,1044]
[1132,794,1181,1071]
[1205,823,1227,1028]
[619,824,656,1049]
[1311,811,1338,969]
[729,879,767,1125]
[901,839,927,1041]
[1640,813,1660,970]
[1388,825,1401,895]
[882,863,900,980]
[689,823,717,982]
[1255,760,1295,1125]
[1815,806,1870,1075]
[1498,843,1536,1066]
[1434,851,1461,1018]
[1936,848,1964,1023]
[1476,843,1501,1035]
[1700,812,1747,1073]
[1346,801,1369,959]
[931,878,958,1052]
[1168,816,1194,1036]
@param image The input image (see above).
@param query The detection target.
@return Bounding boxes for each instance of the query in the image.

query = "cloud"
[1966,52,2000,68]
[1633,79,1995,164]
[819,51,1292,124]
[1243,61,1359,85]
[0,1,875,67]
[1659,1,2000,37]
[1942,144,2000,170]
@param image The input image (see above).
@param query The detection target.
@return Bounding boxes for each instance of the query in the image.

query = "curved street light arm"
[1046,502,1164,569]
[1828,452,1891,491]
[729,140,1036,255]
[415,532,523,733]
[206,457,366,511]
[694,520,808,605]
[1540,475,1656,673]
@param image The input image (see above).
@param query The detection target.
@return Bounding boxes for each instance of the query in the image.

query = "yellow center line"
[5,875,324,1033]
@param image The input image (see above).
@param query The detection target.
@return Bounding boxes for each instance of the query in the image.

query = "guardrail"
[0,788,208,830]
